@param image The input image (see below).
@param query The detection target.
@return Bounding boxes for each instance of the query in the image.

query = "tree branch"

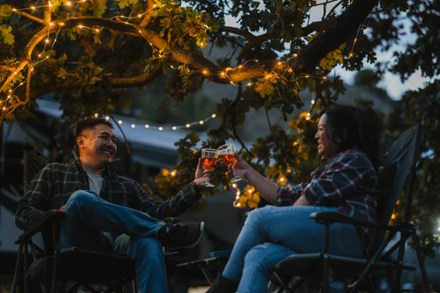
[293,0,379,72]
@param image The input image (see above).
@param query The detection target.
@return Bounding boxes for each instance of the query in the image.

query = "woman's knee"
[246,205,273,223]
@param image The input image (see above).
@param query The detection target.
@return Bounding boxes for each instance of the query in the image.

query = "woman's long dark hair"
[323,104,382,169]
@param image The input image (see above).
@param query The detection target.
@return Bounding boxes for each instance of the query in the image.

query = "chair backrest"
[23,149,51,192]
[373,125,421,250]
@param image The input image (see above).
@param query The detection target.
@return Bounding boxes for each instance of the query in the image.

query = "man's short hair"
[73,118,113,139]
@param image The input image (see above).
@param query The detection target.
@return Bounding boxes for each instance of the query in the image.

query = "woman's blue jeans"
[222,205,365,293]
[58,190,167,293]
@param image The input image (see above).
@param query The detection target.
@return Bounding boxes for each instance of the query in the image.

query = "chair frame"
[272,124,433,293]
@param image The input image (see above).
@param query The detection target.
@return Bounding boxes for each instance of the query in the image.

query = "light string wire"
[95,113,218,132]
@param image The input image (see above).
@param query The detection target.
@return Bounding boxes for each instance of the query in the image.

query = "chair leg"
[411,230,433,292]
[321,254,329,293]
[10,243,24,293]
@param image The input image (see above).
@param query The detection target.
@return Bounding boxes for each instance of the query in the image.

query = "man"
[16,117,208,293]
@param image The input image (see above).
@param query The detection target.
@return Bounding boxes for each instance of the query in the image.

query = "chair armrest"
[310,211,377,229]
[16,210,66,244]
[310,210,403,232]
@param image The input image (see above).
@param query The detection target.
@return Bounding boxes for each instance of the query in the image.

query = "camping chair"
[10,150,137,293]
[271,124,433,293]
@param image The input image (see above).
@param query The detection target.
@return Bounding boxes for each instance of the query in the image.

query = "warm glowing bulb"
[185,123,190,128]
[211,113,216,118]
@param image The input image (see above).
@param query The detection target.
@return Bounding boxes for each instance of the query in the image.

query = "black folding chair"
[10,150,137,293]
[272,124,433,293]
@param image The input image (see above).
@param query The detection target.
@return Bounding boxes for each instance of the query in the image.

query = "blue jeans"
[58,190,168,293]
[221,205,365,293]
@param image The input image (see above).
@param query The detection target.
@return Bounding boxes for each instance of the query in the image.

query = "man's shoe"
[158,221,204,249]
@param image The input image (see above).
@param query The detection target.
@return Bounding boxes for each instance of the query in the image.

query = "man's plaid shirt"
[16,162,202,230]
[277,149,378,255]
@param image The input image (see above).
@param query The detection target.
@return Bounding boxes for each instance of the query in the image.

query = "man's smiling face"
[77,123,117,172]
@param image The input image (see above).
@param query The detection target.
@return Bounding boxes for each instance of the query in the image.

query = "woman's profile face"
[315,114,339,158]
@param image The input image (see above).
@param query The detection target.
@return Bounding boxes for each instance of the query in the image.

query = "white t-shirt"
[86,171,104,195]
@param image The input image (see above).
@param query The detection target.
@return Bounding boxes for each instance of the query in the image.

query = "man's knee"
[69,190,95,203]
[65,190,96,213]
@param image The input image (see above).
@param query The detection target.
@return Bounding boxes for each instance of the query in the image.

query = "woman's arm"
[233,155,279,204]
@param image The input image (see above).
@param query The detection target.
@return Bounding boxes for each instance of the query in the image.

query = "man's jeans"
[222,205,365,293]
[58,190,167,293]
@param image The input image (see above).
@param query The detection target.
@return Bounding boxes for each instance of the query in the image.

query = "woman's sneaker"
[158,221,204,249]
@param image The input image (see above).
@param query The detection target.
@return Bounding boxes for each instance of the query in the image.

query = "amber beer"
[219,153,236,167]
[202,157,217,170]
[200,148,217,187]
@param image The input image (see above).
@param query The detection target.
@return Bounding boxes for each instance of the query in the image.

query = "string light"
[348,25,363,59]
[12,0,89,11]
[92,113,218,132]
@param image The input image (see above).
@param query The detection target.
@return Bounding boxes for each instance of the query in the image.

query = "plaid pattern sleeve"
[276,184,304,206]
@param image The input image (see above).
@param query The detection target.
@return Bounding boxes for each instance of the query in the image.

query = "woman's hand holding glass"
[217,144,243,183]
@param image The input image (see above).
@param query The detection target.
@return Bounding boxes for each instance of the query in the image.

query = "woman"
[206,104,382,293]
